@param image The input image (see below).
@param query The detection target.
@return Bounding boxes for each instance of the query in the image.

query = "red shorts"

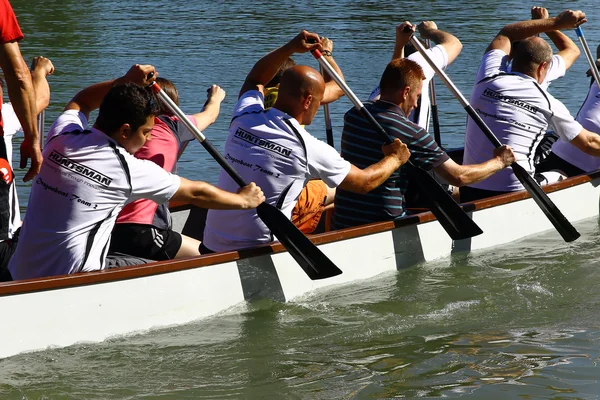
[292,180,328,234]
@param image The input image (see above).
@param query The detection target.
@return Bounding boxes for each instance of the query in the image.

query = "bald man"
[461,10,600,202]
[202,30,411,253]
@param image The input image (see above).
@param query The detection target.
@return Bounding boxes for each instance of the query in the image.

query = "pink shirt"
[116,115,196,226]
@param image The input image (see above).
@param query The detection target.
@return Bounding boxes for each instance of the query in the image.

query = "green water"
[2,0,600,398]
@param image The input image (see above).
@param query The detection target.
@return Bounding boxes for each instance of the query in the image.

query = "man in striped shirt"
[332,58,515,230]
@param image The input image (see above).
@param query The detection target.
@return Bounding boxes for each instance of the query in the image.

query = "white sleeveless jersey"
[9,110,180,280]
[203,91,351,252]
[463,50,581,192]
[1,103,23,238]
[551,81,600,172]
[369,45,449,131]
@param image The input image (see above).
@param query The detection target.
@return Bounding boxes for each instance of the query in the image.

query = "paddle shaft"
[150,84,247,188]
[575,27,600,88]
[426,39,442,147]
[408,36,580,242]
[37,110,45,149]
[319,64,334,146]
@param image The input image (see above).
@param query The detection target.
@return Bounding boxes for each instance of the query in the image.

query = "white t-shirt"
[368,44,449,131]
[1,103,22,237]
[507,54,566,90]
[551,81,600,172]
[8,110,181,280]
[203,90,351,252]
[463,49,582,192]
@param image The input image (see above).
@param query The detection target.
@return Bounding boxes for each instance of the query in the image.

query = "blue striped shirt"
[332,101,449,230]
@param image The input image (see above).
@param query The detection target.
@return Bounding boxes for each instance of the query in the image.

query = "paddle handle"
[575,27,600,89]
[312,50,393,145]
[319,64,334,146]
[37,109,45,149]
[426,39,442,148]
[409,37,503,149]
[149,82,248,188]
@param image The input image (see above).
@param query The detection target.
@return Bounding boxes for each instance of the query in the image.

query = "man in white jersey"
[5,64,265,281]
[202,30,410,253]
[460,10,600,202]
[537,44,600,177]
[369,21,462,132]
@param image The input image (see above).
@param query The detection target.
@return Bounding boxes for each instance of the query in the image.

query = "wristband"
[322,50,332,57]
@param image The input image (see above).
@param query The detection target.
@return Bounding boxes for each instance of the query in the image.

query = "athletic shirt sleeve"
[233,90,265,119]
[406,127,449,171]
[543,54,566,85]
[301,131,351,187]
[546,94,583,142]
[46,109,88,142]
[124,153,182,204]
[174,115,198,144]
[408,44,449,81]
[0,0,24,43]
[475,49,509,83]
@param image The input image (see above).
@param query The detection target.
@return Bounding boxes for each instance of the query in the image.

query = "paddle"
[425,39,442,148]
[319,65,335,146]
[575,27,600,88]
[310,50,483,240]
[408,36,580,242]
[37,110,45,149]
[149,81,343,280]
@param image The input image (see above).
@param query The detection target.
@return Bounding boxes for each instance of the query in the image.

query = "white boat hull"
[1,172,598,359]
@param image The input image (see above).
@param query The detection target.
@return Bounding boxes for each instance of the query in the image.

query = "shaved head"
[511,37,553,72]
[278,65,325,99]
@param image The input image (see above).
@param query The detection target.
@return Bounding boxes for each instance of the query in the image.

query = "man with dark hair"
[202,31,411,253]
[6,64,265,281]
[461,9,600,202]
[332,58,515,229]
[109,78,227,260]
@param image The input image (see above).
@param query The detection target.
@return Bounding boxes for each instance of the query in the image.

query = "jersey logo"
[234,128,292,157]
[47,150,113,187]
[482,88,539,114]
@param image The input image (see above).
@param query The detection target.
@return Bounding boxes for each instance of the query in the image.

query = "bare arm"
[65,64,156,120]
[192,84,225,131]
[486,10,587,54]
[29,56,54,114]
[532,7,580,69]
[569,129,600,157]
[337,139,410,194]
[392,22,415,60]
[170,178,265,210]
[418,21,463,64]
[0,41,40,181]
[434,145,515,187]
[239,30,322,98]
[320,37,345,105]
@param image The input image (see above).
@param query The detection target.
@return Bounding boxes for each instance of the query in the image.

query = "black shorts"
[109,224,183,261]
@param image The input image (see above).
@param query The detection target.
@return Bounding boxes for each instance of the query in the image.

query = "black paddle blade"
[406,163,483,240]
[512,164,580,242]
[256,202,343,280]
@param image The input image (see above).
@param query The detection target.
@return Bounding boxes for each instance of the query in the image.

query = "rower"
[537,44,600,177]
[331,57,515,230]
[202,30,411,253]
[369,20,462,132]
[262,37,345,234]
[461,9,600,202]
[5,64,265,281]
[109,78,227,261]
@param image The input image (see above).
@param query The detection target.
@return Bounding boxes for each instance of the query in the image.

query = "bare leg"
[175,234,201,258]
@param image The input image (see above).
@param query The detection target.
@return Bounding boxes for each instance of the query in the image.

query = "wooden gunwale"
[1,170,597,297]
